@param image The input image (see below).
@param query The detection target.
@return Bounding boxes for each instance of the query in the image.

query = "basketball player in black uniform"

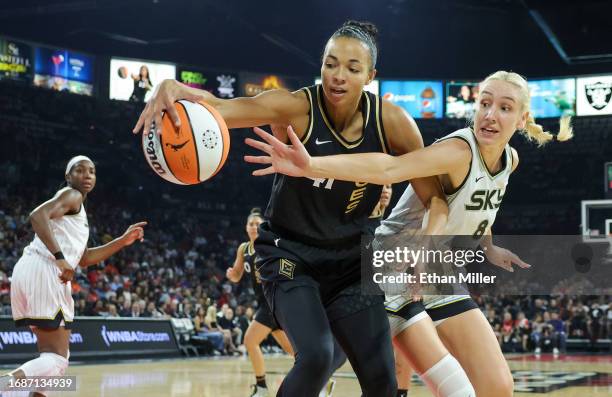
[227,208,345,397]
[227,208,294,396]
[134,20,446,397]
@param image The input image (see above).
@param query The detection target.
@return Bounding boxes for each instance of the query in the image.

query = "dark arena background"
[0,1,611,396]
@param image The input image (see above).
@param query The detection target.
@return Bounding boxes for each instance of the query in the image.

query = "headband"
[65,155,93,175]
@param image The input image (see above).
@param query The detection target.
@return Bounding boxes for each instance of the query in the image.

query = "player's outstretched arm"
[78,222,147,268]
[245,125,471,185]
[132,79,308,135]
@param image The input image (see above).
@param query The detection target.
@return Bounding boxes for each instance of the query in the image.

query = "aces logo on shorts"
[278,259,296,279]
[585,81,612,110]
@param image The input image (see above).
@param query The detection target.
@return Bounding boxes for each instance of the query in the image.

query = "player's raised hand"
[244,126,312,177]
[226,267,239,283]
[121,221,148,246]
[132,80,204,135]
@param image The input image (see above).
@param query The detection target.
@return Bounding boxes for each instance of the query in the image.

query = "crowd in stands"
[1,82,611,355]
[477,295,611,354]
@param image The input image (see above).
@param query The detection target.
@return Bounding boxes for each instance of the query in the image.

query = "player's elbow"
[78,249,91,268]
[28,209,46,229]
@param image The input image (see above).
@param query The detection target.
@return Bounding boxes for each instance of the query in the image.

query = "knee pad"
[421,354,475,397]
[40,352,69,376]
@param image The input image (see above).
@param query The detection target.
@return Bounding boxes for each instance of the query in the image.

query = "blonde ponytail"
[557,115,574,142]
[521,115,573,147]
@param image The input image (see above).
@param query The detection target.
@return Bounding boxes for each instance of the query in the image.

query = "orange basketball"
[142,100,230,185]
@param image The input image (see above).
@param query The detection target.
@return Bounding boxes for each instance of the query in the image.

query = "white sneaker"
[249,384,269,397]
[534,347,541,355]
[319,378,336,397]
[553,347,559,355]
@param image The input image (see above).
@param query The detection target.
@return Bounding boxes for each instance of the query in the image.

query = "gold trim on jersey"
[301,88,315,145]
[239,242,248,258]
[316,85,370,149]
[247,241,255,255]
[375,95,389,154]
[369,202,385,219]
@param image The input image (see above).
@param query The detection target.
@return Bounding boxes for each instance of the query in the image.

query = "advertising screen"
[381,80,444,119]
[34,46,94,95]
[110,58,176,102]
[314,78,379,95]
[0,317,179,362]
[576,75,612,116]
[445,81,479,119]
[0,38,33,83]
[528,78,576,118]
[178,68,239,98]
[241,72,306,97]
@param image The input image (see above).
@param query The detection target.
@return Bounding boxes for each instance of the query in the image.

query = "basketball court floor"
[6,352,606,396]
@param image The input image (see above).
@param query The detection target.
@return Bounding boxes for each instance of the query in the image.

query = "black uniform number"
[473,220,489,239]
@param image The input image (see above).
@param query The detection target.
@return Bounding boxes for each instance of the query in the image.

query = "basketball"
[142,100,230,185]
[117,66,128,79]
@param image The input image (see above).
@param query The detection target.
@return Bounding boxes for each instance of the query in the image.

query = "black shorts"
[255,222,383,322]
[426,297,479,323]
[254,301,280,331]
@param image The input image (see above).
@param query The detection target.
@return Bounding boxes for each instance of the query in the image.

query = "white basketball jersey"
[26,203,89,269]
[425,127,512,238]
[379,127,512,239]
[378,128,513,307]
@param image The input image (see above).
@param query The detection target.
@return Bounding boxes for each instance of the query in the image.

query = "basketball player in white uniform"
[244,71,573,397]
[0,156,147,396]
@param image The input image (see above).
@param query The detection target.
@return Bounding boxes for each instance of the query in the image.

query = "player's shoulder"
[379,98,421,147]
[435,130,473,152]
[238,241,249,253]
[380,98,413,124]
[266,87,310,104]
[55,187,84,204]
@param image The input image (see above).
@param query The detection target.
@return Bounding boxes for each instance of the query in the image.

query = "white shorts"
[385,295,429,338]
[11,250,75,329]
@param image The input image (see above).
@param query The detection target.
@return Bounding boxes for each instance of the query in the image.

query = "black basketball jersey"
[265,85,390,246]
[241,241,265,303]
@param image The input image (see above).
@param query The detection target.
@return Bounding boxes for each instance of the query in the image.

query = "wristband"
[53,251,65,260]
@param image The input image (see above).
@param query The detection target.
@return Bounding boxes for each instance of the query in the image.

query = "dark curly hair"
[330,20,379,69]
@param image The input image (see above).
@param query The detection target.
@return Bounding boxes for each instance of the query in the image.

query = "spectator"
[548,311,566,353]
[106,304,120,318]
[193,306,224,354]
[130,302,142,318]
[217,307,243,347]
[205,305,238,355]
